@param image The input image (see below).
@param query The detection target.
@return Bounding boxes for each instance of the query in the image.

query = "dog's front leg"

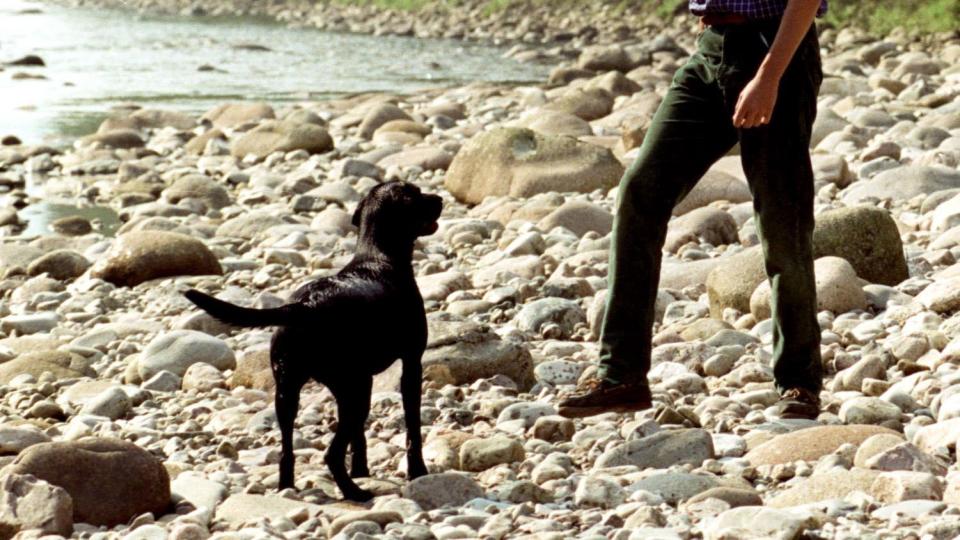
[401,356,428,479]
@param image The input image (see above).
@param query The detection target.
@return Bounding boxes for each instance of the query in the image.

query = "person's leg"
[731,25,824,408]
[560,28,738,417]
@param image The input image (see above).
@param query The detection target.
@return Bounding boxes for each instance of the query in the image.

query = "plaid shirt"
[689,0,828,19]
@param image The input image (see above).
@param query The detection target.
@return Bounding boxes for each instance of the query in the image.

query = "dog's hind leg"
[401,355,428,479]
[275,380,303,490]
[349,379,372,479]
[350,431,369,479]
[327,380,374,502]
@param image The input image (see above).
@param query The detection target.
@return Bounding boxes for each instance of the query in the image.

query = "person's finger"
[733,100,748,127]
[757,104,774,125]
[740,106,758,128]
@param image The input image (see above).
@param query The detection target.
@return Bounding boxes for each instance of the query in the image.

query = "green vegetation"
[824,0,959,34]
[328,0,960,34]
[653,0,687,20]
[328,0,438,10]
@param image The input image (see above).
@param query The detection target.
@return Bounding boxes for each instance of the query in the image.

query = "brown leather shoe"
[558,379,653,418]
[774,387,821,420]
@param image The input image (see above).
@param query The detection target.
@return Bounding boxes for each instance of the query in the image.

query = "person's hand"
[733,74,779,129]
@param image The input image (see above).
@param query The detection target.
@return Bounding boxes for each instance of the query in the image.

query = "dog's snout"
[423,194,443,218]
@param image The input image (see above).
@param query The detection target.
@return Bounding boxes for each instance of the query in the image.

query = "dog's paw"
[350,466,370,479]
[343,487,375,503]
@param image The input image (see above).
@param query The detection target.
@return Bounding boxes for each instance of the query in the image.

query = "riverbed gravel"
[0,2,959,539]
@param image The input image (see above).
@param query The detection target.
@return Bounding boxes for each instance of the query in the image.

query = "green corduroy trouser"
[598,20,824,394]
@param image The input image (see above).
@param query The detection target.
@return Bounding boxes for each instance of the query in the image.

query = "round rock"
[459,435,525,472]
[90,231,222,287]
[7,439,170,527]
[27,250,91,281]
[138,330,236,380]
[401,473,484,511]
[444,127,624,204]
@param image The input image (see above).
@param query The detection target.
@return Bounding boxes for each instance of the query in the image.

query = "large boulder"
[842,166,960,204]
[812,205,907,286]
[751,256,868,320]
[422,316,534,389]
[7,439,170,527]
[202,102,275,128]
[708,206,907,315]
[231,120,333,160]
[444,128,624,205]
[90,231,222,287]
[0,473,73,539]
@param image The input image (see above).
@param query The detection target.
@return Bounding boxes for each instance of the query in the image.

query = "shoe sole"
[558,401,651,419]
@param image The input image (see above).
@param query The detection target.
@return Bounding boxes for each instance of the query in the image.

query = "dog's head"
[351,181,443,250]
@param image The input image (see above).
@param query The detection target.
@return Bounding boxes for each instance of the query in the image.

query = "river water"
[0,0,548,145]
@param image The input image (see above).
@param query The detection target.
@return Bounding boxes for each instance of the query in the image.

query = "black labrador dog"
[184,181,441,501]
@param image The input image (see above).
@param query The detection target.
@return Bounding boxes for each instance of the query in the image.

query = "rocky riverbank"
[1,4,960,540]
[50,0,690,49]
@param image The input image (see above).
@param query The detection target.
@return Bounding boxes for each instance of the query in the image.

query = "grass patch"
[824,0,959,34]
[654,0,687,20]
[326,0,960,34]
[328,0,445,10]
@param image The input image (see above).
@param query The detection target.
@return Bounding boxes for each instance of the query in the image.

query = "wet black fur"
[184,181,442,502]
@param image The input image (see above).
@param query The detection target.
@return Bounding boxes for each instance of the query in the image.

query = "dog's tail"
[184,290,303,328]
